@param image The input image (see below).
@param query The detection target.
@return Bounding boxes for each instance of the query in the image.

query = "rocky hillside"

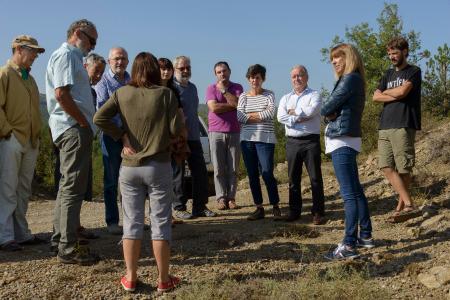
[0,120,449,299]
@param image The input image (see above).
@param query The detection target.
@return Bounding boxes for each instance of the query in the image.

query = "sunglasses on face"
[80,30,96,47]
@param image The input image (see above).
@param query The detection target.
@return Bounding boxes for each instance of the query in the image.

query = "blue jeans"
[101,134,122,226]
[241,141,280,206]
[331,146,372,247]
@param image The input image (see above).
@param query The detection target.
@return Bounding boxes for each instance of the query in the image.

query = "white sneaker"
[107,224,123,235]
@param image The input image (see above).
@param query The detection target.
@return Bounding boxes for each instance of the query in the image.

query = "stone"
[417,266,450,289]
[418,273,441,289]
[421,214,446,229]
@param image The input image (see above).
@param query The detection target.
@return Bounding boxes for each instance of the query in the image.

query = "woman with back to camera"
[321,44,374,260]
[94,52,183,292]
[237,64,281,221]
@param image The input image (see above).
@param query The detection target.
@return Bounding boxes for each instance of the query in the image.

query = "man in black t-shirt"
[373,36,421,217]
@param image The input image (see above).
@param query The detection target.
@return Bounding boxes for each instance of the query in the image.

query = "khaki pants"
[51,125,92,255]
[0,134,38,245]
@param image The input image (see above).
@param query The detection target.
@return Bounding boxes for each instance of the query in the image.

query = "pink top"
[206,81,243,133]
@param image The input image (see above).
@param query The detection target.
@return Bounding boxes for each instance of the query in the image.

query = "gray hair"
[84,52,106,66]
[108,47,128,59]
[67,19,96,40]
[173,55,191,68]
[291,65,309,76]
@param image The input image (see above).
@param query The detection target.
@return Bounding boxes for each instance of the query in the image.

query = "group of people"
[0,16,421,293]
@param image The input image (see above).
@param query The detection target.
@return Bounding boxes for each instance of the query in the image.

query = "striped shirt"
[237,90,277,144]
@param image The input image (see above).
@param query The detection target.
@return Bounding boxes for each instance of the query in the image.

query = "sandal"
[401,205,416,214]
[157,275,180,292]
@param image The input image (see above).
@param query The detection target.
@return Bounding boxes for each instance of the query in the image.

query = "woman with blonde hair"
[322,44,374,260]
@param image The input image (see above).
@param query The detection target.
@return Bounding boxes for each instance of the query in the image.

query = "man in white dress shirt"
[277,65,325,224]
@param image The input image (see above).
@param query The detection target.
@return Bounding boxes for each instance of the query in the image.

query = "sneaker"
[228,199,239,210]
[121,276,136,292]
[174,210,193,220]
[0,241,23,252]
[107,224,123,235]
[57,245,99,266]
[272,206,282,220]
[247,207,265,221]
[217,199,228,210]
[157,275,180,293]
[193,208,217,218]
[356,238,375,249]
[324,243,360,261]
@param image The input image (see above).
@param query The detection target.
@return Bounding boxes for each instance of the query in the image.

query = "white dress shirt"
[277,87,321,137]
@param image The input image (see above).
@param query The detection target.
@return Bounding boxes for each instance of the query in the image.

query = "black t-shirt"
[377,64,421,130]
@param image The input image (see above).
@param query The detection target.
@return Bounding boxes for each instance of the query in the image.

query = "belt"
[287,134,320,140]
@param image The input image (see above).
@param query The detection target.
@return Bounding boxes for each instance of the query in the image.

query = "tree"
[320,2,424,153]
[423,44,450,116]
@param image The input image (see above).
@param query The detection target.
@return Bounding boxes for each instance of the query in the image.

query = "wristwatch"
[220,88,227,95]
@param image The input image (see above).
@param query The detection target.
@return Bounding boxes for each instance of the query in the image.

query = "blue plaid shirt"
[94,68,130,127]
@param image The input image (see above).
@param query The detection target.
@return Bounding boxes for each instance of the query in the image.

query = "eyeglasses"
[176,66,191,71]
[110,56,128,62]
[80,30,96,47]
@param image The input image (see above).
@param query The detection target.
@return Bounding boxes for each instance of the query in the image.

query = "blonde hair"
[330,44,366,87]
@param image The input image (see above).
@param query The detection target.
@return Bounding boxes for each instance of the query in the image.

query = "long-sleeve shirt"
[0,60,42,147]
[94,68,130,127]
[93,85,184,167]
[237,90,276,144]
[277,87,321,137]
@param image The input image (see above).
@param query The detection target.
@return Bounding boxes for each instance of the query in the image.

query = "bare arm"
[207,100,236,114]
[55,86,89,127]
[222,91,238,107]
[372,89,397,103]
[382,81,413,99]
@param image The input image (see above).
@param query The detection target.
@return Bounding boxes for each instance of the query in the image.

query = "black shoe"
[247,207,265,221]
[284,211,301,222]
[0,241,23,252]
[49,245,58,256]
[18,235,47,245]
[57,245,100,266]
[272,206,282,220]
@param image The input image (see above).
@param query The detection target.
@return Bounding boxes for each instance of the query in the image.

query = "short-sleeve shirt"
[377,64,421,130]
[45,42,96,141]
[205,81,243,133]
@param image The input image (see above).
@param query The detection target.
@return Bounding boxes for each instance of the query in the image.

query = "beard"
[175,73,190,85]
[392,55,405,67]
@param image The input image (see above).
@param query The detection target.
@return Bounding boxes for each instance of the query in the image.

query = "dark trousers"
[286,135,325,216]
[101,134,122,226]
[172,140,208,213]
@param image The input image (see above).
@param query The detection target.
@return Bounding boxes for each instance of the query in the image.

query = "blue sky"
[1,0,449,103]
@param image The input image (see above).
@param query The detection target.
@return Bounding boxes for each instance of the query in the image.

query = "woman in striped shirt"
[237,64,281,220]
